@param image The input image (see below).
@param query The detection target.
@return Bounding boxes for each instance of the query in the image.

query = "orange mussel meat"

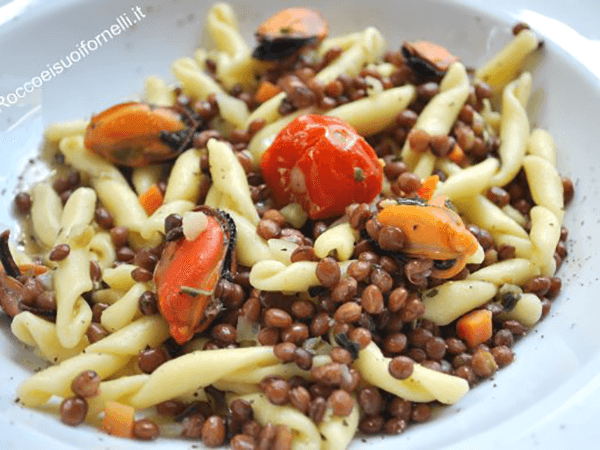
[377,195,478,279]
[85,102,200,167]
[154,207,236,345]
[253,8,328,60]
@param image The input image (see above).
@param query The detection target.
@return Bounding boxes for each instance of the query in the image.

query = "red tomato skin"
[260,115,383,219]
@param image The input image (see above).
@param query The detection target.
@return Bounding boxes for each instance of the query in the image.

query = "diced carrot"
[448,143,465,165]
[417,174,439,201]
[254,81,282,104]
[138,183,164,215]
[456,309,493,348]
[101,401,135,438]
[17,263,48,277]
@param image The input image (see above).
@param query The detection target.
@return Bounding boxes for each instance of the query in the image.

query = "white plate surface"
[0,0,599,449]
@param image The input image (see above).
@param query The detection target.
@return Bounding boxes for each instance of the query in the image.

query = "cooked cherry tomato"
[260,114,383,219]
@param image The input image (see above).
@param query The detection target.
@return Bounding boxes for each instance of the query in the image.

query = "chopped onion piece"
[182,210,208,241]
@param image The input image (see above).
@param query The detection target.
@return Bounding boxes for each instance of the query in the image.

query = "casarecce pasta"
[0,4,573,449]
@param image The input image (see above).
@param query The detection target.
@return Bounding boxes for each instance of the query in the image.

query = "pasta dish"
[0,3,572,449]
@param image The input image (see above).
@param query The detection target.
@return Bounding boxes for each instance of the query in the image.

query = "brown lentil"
[21,278,44,306]
[289,386,311,413]
[242,421,262,440]
[348,203,371,230]
[110,226,129,248]
[133,419,160,440]
[377,225,405,252]
[35,291,56,311]
[256,219,281,240]
[212,323,237,344]
[293,347,313,370]
[86,323,108,343]
[408,129,431,153]
[454,365,475,384]
[291,299,315,319]
[524,276,551,297]
[71,370,101,398]
[425,336,447,360]
[116,246,135,262]
[446,337,468,354]
[400,296,426,321]
[274,425,293,450]
[49,243,70,261]
[411,403,432,422]
[88,260,102,283]
[387,397,412,420]
[310,383,334,400]
[138,347,169,374]
[257,423,277,450]
[281,323,309,345]
[471,349,498,378]
[264,378,290,405]
[14,192,32,214]
[156,399,187,416]
[334,302,362,324]
[131,267,153,283]
[455,126,475,151]
[387,287,407,313]
[383,159,408,181]
[430,134,455,158]
[290,245,318,263]
[257,327,280,346]
[138,291,158,316]
[547,277,562,299]
[497,244,516,261]
[416,82,440,99]
[194,130,221,149]
[308,397,327,424]
[315,257,341,288]
[312,363,344,386]
[389,356,414,380]
[231,434,256,450]
[60,396,88,426]
[59,189,72,204]
[328,389,355,416]
[330,347,353,365]
[274,342,297,362]
[397,172,422,193]
[491,345,514,367]
[182,414,205,438]
[458,104,474,123]
[370,267,393,293]
[383,332,408,354]
[346,260,372,282]
[202,416,226,447]
[264,308,293,329]
[396,110,418,128]
[384,417,408,434]
[330,278,357,303]
[408,328,433,348]
[361,285,384,314]
[359,415,384,434]
[503,319,527,335]
[487,186,510,207]
[358,387,383,415]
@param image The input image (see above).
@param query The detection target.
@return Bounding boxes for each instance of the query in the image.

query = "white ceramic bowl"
[1,0,599,449]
